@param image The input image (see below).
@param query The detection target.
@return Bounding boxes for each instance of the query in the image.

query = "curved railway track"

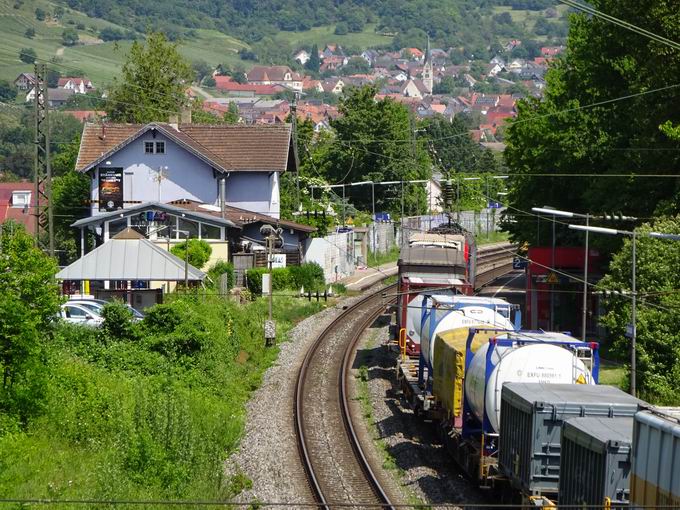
[293,244,515,509]
[295,284,398,510]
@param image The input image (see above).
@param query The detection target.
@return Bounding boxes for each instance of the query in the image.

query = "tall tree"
[599,216,680,404]
[224,102,239,124]
[106,32,193,123]
[504,0,680,248]
[323,85,431,215]
[305,44,320,74]
[0,222,61,413]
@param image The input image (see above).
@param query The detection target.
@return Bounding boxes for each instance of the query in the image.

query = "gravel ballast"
[351,323,492,508]
[223,293,368,506]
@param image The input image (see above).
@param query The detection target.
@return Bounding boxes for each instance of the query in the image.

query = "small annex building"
[57,228,206,306]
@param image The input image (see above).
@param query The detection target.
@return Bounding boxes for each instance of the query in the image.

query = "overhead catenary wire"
[557,0,680,51]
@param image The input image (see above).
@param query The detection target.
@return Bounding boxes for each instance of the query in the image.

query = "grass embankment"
[367,245,400,268]
[476,231,509,245]
[0,293,325,504]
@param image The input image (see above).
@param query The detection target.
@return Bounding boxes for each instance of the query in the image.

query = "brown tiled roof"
[247,65,299,82]
[76,122,294,173]
[170,199,316,233]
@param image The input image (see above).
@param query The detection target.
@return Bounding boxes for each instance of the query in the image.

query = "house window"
[155,141,165,154]
[11,191,30,208]
[200,223,222,240]
[145,142,154,154]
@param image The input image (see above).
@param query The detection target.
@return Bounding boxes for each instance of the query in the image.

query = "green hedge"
[245,262,325,294]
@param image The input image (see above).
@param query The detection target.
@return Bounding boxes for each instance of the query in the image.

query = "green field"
[0,0,248,87]
[274,23,392,50]
[0,0,391,89]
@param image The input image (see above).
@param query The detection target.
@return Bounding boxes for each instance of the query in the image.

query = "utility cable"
[557,0,680,51]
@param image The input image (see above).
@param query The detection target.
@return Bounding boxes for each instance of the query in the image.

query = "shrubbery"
[245,262,325,294]
[0,293,325,500]
[206,261,235,290]
[170,239,212,269]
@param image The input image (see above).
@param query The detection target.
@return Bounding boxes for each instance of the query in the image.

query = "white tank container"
[420,295,514,370]
[405,293,426,345]
[465,342,594,433]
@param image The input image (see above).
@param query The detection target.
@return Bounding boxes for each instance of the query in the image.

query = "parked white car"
[60,303,103,326]
[66,299,145,320]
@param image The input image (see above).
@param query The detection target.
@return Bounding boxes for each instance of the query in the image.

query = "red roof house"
[0,182,37,234]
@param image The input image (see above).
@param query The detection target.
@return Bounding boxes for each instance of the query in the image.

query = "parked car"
[66,298,145,320]
[60,303,103,326]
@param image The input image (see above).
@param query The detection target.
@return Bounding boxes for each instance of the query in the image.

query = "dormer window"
[12,191,30,208]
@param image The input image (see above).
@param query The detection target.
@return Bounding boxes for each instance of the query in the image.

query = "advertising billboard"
[98,167,123,211]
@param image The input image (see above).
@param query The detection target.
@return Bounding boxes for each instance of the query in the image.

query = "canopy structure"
[56,229,205,281]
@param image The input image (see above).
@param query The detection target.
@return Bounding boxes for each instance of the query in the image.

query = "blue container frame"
[461,328,601,438]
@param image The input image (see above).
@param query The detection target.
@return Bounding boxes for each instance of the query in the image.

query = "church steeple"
[422,36,433,95]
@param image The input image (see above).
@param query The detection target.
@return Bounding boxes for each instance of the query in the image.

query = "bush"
[170,239,212,270]
[62,28,79,46]
[206,261,234,291]
[288,262,325,291]
[245,263,325,294]
[334,22,349,35]
[245,267,291,294]
[19,47,37,64]
[100,301,137,342]
[24,27,35,39]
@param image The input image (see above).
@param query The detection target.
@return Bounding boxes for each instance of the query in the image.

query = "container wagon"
[397,328,599,487]
[499,383,641,499]
[630,408,680,509]
[417,294,518,387]
[559,416,633,508]
[397,232,475,355]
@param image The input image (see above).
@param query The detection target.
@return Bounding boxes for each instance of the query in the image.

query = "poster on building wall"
[98,168,124,211]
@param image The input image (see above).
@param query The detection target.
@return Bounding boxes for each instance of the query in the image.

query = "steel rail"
[295,284,398,510]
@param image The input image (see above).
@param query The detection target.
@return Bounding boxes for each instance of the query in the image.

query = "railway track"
[295,284,398,510]
[294,244,515,509]
[475,242,516,289]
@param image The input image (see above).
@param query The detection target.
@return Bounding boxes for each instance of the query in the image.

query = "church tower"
[422,36,433,95]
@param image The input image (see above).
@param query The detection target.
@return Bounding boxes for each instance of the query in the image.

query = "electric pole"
[291,91,301,212]
[261,224,283,347]
[33,63,54,256]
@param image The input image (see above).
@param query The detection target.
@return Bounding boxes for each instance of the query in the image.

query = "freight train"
[396,228,476,356]
[393,237,679,507]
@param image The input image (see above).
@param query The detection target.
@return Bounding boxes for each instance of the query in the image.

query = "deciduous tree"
[599,216,680,404]
[0,222,61,410]
[105,32,193,123]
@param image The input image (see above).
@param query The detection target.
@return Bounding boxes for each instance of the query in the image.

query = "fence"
[367,222,397,255]
[402,209,505,242]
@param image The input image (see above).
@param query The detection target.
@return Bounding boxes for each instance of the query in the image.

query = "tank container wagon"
[417,294,519,389]
[397,326,600,488]
[396,230,476,356]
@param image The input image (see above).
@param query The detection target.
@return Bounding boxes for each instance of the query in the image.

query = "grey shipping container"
[630,410,680,509]
[499,383,642,495]
[559,417,633,507]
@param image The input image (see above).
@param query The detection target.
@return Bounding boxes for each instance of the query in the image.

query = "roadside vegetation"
[0,223,326,502]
